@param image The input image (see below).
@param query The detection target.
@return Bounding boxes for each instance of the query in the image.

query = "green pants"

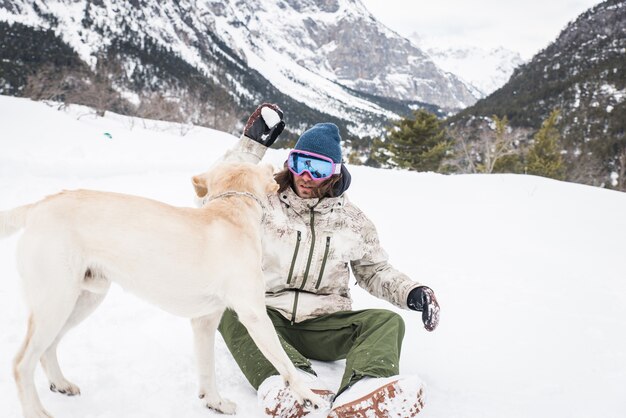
[218,307,405,395]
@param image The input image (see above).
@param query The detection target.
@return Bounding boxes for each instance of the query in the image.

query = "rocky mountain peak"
[1,0,480,136]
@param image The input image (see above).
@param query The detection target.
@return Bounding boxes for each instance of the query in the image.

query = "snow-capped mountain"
[0,0,478,135]
[425,45,524,97]
[206,0,478,109]
[408,33,525,97]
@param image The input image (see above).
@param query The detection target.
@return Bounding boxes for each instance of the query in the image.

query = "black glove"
[243,103,285,147]
[407,286,440,332]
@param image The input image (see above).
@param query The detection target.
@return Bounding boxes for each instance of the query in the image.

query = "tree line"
[346,108,626,191]
[2,22,622,190]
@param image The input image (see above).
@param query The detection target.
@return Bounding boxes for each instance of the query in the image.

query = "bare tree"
[447,116,527,174]
[185,88,240,133]
[477,115,518,173]
[450,126,479,173]
[136,92,185,124]
[22,65,81,109]
[76,53,126,117]
[24,52,128,118]
[564,149,605,187]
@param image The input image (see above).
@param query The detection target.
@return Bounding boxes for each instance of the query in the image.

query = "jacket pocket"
[315,236,331,289]
[286,230,302,285]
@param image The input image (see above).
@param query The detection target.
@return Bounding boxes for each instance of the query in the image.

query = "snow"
[599,83,626,103]
[1,0,471,123]
[261,107,281,129]
[414,37,525,97]
[1,95,626,418]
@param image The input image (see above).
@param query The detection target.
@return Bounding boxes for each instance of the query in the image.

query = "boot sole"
[328,378,425,418]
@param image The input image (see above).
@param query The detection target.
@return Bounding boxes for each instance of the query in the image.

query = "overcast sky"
[359,0,604,59]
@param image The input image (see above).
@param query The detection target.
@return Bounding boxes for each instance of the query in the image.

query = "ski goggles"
[287,150,341,181]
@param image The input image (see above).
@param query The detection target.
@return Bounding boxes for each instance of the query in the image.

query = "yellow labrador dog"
[0,162,325,418]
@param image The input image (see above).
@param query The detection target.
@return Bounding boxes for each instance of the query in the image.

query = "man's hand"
[243,103,285,147]
[407,286,440,331]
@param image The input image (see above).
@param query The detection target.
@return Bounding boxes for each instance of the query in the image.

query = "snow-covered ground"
[1,95,625,418]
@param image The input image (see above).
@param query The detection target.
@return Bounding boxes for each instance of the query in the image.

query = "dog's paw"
[199,393,237,415]
[50,380,81,396]
[293,386,329,411]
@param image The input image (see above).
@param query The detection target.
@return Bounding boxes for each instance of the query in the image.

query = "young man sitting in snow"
[215,104,440,417]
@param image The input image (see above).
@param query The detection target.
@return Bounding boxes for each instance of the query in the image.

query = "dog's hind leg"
[191,311,237,415]
[41,286,108,397]
[14,289,81,418]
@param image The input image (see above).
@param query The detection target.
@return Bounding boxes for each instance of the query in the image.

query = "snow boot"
[328,375,425,418]
[258,373,334,418]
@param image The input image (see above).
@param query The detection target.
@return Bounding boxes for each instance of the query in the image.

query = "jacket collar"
[278,187,345,215]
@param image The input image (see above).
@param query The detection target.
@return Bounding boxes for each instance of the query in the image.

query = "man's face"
[293,171,321,198]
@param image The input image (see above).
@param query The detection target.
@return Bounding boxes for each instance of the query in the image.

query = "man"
[215,104,440,417]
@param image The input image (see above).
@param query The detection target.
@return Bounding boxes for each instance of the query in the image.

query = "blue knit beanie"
[294,123,342,163]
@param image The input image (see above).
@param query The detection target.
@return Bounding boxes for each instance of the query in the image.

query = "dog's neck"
[203,191,266,222]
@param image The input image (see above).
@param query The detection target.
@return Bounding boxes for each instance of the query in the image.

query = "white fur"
[1,162,325,418]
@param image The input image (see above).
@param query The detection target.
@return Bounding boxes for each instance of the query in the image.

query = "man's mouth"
[298,182,315,193]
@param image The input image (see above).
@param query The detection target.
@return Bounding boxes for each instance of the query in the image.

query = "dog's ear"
[259,163,276,181]
[191,173,209,197]
[266,179,279,194]
[261,163,275,177]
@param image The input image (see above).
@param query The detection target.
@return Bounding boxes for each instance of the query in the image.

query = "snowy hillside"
[1,95,626,418]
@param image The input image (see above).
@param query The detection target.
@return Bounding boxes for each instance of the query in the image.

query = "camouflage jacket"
[220,137,422,323]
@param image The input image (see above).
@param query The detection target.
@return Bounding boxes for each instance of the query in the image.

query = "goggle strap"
[333,163,342,175]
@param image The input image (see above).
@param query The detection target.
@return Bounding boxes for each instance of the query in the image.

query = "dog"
[0,161,325,418]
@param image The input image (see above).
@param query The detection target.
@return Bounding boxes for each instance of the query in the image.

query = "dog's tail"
[0,204,33,238]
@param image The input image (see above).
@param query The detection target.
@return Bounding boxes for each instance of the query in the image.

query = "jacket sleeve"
[350,215,423,310]
[220,135,268,164]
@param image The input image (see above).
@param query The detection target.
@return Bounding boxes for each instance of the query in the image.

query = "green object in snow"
[103,132,112,139]
[218,307,404,395]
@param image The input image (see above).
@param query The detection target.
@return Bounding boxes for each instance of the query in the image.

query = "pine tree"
[526,110,566,180]
[382,109,450,171]
[368,136,389,168]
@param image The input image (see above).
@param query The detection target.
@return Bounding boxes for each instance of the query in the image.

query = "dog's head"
[192,162,279,203]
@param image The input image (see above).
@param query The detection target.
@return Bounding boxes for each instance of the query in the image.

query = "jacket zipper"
[286,230,301,285]
[315,236,331,289]
[291,207,316,324]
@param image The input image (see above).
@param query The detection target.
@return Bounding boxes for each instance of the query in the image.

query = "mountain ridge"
[0,0,479,136]
[449,0,625,189]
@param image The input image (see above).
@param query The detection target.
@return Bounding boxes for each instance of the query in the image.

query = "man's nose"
[301,171,313,181]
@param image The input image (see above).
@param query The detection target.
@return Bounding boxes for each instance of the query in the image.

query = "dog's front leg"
[230,299,327,411]
[190,313,236,415]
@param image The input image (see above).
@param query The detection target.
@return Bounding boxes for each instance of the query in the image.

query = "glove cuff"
[237,135,272,158]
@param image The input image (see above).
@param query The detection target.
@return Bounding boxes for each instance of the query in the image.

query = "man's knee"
[368,309,405,337]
